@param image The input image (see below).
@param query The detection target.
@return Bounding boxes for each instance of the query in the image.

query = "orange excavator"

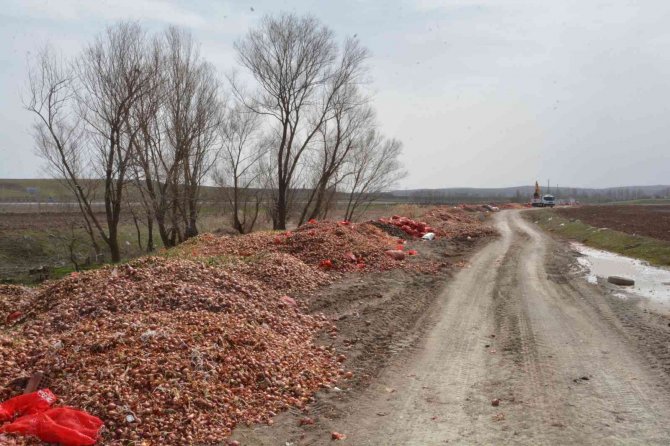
[531,181,555,207]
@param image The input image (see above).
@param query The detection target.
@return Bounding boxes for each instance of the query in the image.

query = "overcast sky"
[1,0,668,189]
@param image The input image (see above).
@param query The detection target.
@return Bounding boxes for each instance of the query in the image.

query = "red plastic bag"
[0,390,56,422]
[1,390,102,446]
[1,407,103,446]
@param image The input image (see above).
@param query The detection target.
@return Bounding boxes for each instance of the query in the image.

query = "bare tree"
[124,193,152,252]
[234,13,369,229]
[162,26,221,241]
[73,22,155,262]
[214,102,263,233]
[128,33,174,248]
[343,130,406,221]
[298,85,373,225]
[27,23,156,262]
[28,16,396,257]
[128,27,222,247]
[25,47,104,257]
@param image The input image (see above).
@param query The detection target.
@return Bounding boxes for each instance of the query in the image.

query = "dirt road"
[338,210,670,445]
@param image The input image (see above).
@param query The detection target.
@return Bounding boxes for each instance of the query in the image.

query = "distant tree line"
[25,14,405,262]
[391,186,670,205]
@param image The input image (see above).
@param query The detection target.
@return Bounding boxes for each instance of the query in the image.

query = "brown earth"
[230,236,485,445]
[556,205,670,241]
[4,207,669,445]
[232,210,670,445]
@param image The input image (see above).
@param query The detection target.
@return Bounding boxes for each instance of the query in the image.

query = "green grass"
[528,209,670,266]
[0,213,231,284]
[51,263,106,280]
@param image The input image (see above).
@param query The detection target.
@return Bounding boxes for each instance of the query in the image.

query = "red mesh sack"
[0,390,56,422]
[1,407,103,446]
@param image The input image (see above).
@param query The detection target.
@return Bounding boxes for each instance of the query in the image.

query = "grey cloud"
[1,0,668,189]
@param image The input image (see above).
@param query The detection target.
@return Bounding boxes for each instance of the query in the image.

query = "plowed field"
[556,205,670,241]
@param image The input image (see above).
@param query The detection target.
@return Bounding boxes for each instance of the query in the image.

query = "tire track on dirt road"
[512,212,670,444]
[337,214,515,444]
[338,210,670,445]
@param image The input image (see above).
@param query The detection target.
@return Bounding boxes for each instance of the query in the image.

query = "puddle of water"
[571,242,670,306]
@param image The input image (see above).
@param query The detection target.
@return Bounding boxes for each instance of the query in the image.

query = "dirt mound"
[1,257,341,445]
[181,221,410,273]
[230,252,332,294]
[497,203,525,210]
[0,284,32,301]
[177,232,277,258]
[0,285,35,325]
[369,220,412,239]
[281,221,402,272]
[458,204,482,212]
[423,207,498,239]
[375,216,435,238]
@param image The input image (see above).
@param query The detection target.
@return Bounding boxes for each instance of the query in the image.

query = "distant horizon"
[0,177,669,192]
[391,184,670,191]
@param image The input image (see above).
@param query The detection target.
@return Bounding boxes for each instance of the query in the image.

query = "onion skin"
[0,209,494,444]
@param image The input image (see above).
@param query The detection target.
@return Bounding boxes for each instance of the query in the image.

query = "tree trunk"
[231,178,244,234]
[298,184,320,226]
[156,215,172,248]
[185,198,198,239]
[307,183,327,222]
[108,231,121,263]
[321,187,337,219]
[146,215,154,252]
[275,184,288,230]
[68,240,80,272]
[131,212,143,251]
[185,219,198,239]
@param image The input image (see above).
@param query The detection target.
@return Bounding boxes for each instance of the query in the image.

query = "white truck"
[531,181,556,207]
[532,194,555,207]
